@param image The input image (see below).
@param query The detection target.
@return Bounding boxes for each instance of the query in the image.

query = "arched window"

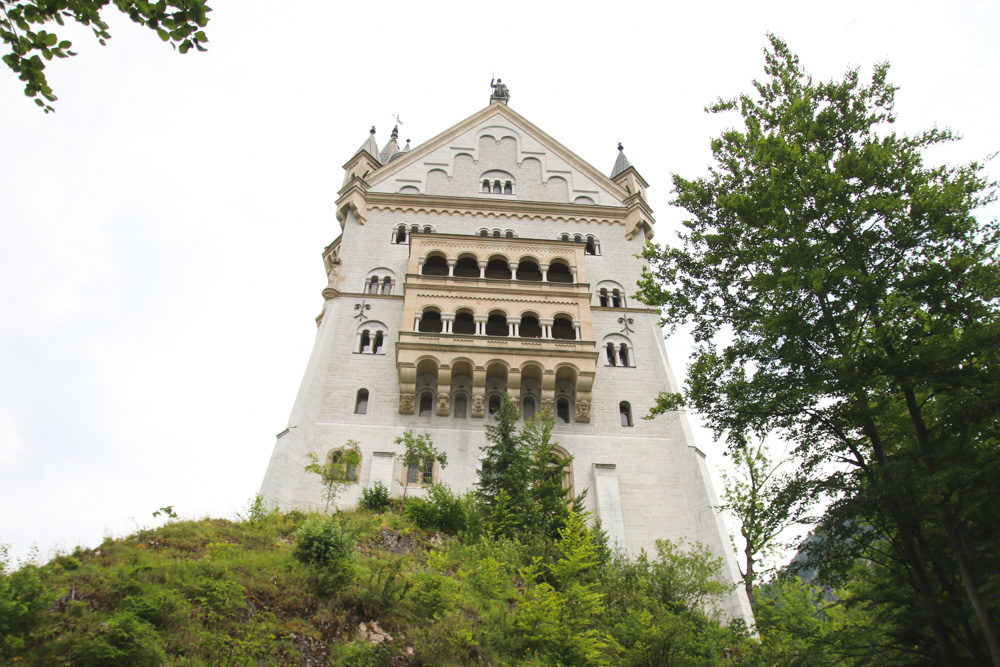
[359,330,371,353]
[355,389,369,415]
[453,394,467,418]
[619,344,630,367]
[599,288,609,307]
[585,237,597,255]
[612,289,623,308]
[373,331,384,354]
[410,224,420,235]
[485,258,511,280]
[422,255,448,276]
[488,394,502,419]
[523,396,536,421]
[492,180,502,194]
[505,230,514,238]
[519,315,541,338]
[395,225,406,244]
[424,225,432,234]
[419,392,433,417]
[454,256,479,278]
[485,312,508,337]
[492,229,501,238]
[547,261,572,283]
[482,179,491,193]
[516,259,542,281]
[381,277,392,294]
[561,233,570,242]
[453,311,476,335]
[620,401,633,427]
[418,310,443,333]
[606,342,617,366]
[503,181,513,195]
[368,276,379,294]
[556,397,571,424]
[480,229,489,237]
[552,317,575,340]
[574,234,582,243]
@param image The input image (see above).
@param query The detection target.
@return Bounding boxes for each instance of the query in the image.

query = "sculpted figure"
[472,394,485,417]
[399,393,414,414]
[575,399,591,423]
[437,392,451,415]
[490,77,510,100]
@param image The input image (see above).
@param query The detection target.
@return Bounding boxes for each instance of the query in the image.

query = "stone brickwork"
[259,98,753,624]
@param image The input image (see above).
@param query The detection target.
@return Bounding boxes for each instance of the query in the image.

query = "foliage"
[151,504,177,520]
[360,480,391,512]
[396,430,448,498]
[0,545,52,660]
[638,33,1000,663]
[293,514,355,592]
[304,439,361,512]
[0,0,210,111]
[404,483,475,535]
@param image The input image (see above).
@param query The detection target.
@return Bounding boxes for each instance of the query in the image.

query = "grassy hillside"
[0,498,750,665]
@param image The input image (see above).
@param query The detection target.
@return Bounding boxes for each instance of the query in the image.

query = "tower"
[260,84,753,622]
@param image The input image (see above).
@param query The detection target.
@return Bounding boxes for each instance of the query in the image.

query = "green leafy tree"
[637,34,1000,663]
[720,438,816,606]
[1,0,211,111]
[396,430,447,499]
[304,440,361,512]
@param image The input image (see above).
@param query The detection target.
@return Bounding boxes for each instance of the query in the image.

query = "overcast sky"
[1,0,998,564]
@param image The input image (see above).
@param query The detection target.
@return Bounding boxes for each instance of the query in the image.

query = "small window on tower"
[619,344,630,367]
[556,398,571,424]
[368,277,379,294]
[488,395,502,420]
[619,401,633,427]
[381,277,392,295]
[606,342,616,366]
[482,179,491,193]
[585,237,596,255]
[419,392,433,417]
[612,289,623,308]
[396,225,406,243]
[359,330,371,354]
[355,389,369,415]
[599,288,609,307]
[373,331,384,354]
[493,180,502,194]
[503,180,513,195]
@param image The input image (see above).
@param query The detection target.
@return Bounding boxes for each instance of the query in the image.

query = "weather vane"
[394,114,404,126]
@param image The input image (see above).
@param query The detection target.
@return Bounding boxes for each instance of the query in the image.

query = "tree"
[396,430,447,499]
[637,34,1000,663]
[720,437,815,606]
[1,0,210,111]
[304,440,361,512]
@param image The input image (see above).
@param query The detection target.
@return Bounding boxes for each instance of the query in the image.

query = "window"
[368,277,379,294]
[354,389,369,415]
[418,310,443,333]
[482,179,491,193]
[373,331,384,354]
[561,233,570,242]
[552,317,575,340]
[422,255,448,276]
[548,262,572,283]
[328,449,359,482]
[424,225,432,234]
[395,225,406,243]
[485,312,508,336]
[620,401,633,427]
[519,315,542,338]
[612,289,623,308]
[556,398,571,424]
[619,344,630,367]
[504,181,513,195]
[381,277,392,294]
[488,394,502,419]
[419,392,433,417]
[492,230,501,238]
[492,180,502,194]
[505,230,514,238]
[516,259,542,281]
[454,394,467,418]
[585,237,597,255]
[606,342,617,366]
[454,256,479,278]
[523,396,536,421]
[407,458,435,485]
[453,311,476,335]
[485,258,511,279]
[359,330,371,353]
[480,229,489,237]
[599,288,609,307]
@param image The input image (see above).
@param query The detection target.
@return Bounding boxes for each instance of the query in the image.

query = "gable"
[368,106,626,207]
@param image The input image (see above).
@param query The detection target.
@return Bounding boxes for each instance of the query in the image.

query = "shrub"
[405,484,473,534]
[293,515,355,591]
[72,611,167,666]
[360,481,391,512]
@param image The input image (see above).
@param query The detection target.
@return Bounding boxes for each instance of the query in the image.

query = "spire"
[388,138,411,163]
[379,124,400,163]
[610,142,632,178]
[356,126,381,164]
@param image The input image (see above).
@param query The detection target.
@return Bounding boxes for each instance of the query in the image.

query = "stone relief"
[436,392,451,416]
[471,394,485,417]
[541,398,555,414]
[575,399,591,423]
[399,393,414,414]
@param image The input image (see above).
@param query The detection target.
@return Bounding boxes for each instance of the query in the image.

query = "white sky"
[1,0,998,565]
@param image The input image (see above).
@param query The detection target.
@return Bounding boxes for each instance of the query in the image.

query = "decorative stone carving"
[399,393,414,414]
[436,392,451,416]
[541,398,555,414]
[471,394,485,418]
[575,399,591,423]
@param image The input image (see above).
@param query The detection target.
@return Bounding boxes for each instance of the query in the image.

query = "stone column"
[442,313,455,334]
[447,258,456,277]
[539,263,549,281]
[573,323,582,340]
[413,315,421,331]
[540,318,554,339]
[506,316,519,338]
[417,257,425,274]
[478,260,487,279]
[474,315,487,336]
[570,266,578,282]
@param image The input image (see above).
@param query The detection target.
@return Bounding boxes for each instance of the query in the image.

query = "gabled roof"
[366,103,629,202]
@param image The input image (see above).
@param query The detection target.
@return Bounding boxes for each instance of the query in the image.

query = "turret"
[341,126,383,189]
[611,143,654,240]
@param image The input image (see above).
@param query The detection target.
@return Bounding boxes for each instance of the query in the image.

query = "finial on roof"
[403,139,411,152]
[610,142,633,179]
[391,124,399,139]
[370,126,376,134]
[490,76,510,104]
[356,126,381,163]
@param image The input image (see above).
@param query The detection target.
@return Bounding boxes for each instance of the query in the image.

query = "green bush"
[405,484,473,534]
[360,481,391,512]
[72,611,167,666]
[293,515,355,591]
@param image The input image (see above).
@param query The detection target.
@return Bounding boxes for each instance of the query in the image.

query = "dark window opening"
[574,234,582,243]
[585,237,596,255]
[354,389,369,415]
[328,450,358,482]
[454,256,479,278]
[424,225,432,234]
[480,229,489,237]
[368,277,379,294]
[422,255,448,276]
[503,180,513,195]
[519,316,542,338]
[606,342,617,365]
[488,395,502,419]
[612,289,623,308]
[396,226,406,243]
[516,260,542,281]
[482,179,491,193]
[548,262,572,283]
[492,230,501,238]
[454,395,467,418]
[485,258,511,280]
[492,180,502,194]
[620,401,633,427]
[619,344,629,367]
[561,233,570,242]
[381,277,392,294]
[453,312,476,335]
[552,317,575,340]
[373,331,384,354]
[359,330,371,353]
[485,313,508,337]
[523,397,536,421]
[505,230,514,238]
[419,392,433,417]
[418,310,443,333]
[599,288,609,307]
[556,398,571,424]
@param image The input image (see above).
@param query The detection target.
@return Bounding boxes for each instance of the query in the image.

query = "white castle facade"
[260,84,753,622]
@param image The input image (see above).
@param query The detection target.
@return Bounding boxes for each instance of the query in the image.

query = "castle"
[260,81,753,621]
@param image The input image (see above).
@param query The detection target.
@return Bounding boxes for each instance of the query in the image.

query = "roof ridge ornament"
[490,76,510,105]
